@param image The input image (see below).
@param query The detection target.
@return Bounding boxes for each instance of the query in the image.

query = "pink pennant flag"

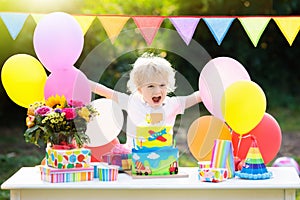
[132,16,164,45]
[169,17,200,45]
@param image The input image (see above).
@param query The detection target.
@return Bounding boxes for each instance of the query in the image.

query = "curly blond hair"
[127,53,176,93]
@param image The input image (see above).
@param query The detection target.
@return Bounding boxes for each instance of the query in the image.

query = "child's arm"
[89,80,118,102]
[184,91,202,109]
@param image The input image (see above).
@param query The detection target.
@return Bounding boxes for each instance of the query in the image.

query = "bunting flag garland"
[31,13,46,24]
[238,17,271,47]
[273,17,300,46]
[203,18,235,45]
[0,12,299,46]
[132,16,164,45]
[74,16,96,35]
[98,16,130,44]
[169,17,200,45]
[0,12,29,40]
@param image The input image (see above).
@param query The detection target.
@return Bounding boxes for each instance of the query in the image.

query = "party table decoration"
[198,168,228,182]
[40,165,94,183]
[102,143,132,171]
[235,138,272,180]
[24,95,98,169]
[210,139,235,178]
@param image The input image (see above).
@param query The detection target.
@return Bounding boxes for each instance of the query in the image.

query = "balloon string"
[235,133,252,157]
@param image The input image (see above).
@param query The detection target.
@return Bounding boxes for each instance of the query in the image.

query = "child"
[89,53,201,149]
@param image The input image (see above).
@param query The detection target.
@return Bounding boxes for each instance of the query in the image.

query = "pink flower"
[62,108,77,120]
[35,106,51,116]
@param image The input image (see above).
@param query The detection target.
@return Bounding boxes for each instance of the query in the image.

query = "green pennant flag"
[239,17,271,47]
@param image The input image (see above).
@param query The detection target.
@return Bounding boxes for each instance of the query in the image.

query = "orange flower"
[26,115,35,128]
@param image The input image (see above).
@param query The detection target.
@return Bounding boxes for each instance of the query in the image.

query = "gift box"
[198,168,228,182]
[198,161,211,169]
[98,164,119,181]
[40,165,94,183]
[102,153,132,170]
[210,139,235,178]
[102,144,132,170]
[46,147,91,169]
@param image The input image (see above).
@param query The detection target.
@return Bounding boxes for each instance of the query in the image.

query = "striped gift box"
[40,165,94,183]
[98,165,119,181]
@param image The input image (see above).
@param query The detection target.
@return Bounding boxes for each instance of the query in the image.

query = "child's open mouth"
[152,96,161,103]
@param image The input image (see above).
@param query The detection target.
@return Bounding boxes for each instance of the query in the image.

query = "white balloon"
[85,99,124,146]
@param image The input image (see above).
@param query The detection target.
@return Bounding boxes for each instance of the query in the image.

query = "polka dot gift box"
[46,148,91,169]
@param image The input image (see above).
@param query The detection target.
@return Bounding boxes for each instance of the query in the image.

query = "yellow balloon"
[1,54,47,108]
[221,80,266,135]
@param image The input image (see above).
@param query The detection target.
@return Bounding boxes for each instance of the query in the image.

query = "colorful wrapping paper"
[210,139,235,178]
[98,165,119,181]
[198,161,211,169]
[40,165,94,183]
[46,147,91,169]
[102,153,132,170]
[198,168,228,182]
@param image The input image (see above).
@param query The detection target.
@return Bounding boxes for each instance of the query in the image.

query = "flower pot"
[46,147,91,169]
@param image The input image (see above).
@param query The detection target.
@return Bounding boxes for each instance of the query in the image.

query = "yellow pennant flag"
[273,17,300,46]
[239,17,271,47]
[74,15,96,35]
[31,13,46,24]
[98,16,130,44]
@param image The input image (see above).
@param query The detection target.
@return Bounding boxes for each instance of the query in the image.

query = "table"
[1,167,300,200]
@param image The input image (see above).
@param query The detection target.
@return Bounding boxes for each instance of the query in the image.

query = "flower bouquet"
[24,95,98,169]
[24,95,98,149]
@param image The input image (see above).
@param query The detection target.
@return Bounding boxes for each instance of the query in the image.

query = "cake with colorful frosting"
[131,126,179,176]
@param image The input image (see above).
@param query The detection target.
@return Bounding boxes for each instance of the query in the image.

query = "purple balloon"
[33,12,84,72]
[199,57,251,121]
[44,68,91,104]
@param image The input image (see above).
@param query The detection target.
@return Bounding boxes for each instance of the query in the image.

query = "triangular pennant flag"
[31,13,46,24]
[0,12,29,40]
[132,16,164,45]
[273,17,300,46]
[238,17,271,47]
[203,18,235,45]
[169,17,200,45]
[74,15,96,35]
[98,16,129,44]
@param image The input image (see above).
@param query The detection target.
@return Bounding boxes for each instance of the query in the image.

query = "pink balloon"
[44,68,91,104]
[232,113,282,164]
[33,12,83,72]
[199,57,250,120]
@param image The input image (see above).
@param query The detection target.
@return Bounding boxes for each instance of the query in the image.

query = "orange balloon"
[187,115,232,161]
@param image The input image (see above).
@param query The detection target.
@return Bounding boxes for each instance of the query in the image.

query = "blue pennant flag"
[203,18,235,45]
[0,13,29,40]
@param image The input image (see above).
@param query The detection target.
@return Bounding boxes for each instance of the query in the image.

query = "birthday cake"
[131,126,179,176]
